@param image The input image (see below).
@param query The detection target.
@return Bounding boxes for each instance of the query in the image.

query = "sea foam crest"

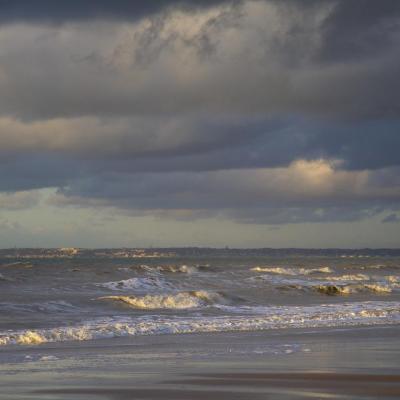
[345,264,398,270]
[140,264,197,274]
[1,301,400,347]
[98,291,225,310]
[314,283,393,295]
[97,276,172,291]
[251,266,332,275]
[386,275,400,284]
[325,274,370,281]
[253,275,396,295]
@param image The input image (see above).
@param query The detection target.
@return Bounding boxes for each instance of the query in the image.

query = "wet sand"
[1,325,400,399]
[34,374,400,400]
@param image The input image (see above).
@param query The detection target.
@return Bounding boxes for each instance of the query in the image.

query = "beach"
[1,326,400,399]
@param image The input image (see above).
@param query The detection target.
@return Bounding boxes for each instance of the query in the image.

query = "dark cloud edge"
[0,0,233,24]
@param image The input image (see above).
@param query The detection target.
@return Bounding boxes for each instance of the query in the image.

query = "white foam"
[326,274,370,282]
[39,355,59,361]
[386,276,400,284]
[251,266,332,275]
[1,301,400,347]
[141,264,197,274]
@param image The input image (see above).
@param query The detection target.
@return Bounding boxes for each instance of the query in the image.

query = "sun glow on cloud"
[48,159,400,222]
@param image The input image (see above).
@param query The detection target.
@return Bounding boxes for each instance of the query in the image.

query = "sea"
[1,248,400,399]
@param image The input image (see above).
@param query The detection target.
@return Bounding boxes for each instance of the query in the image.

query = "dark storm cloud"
[48,160,400,224]
[0,0,230,24]
[318,0,400,62]
[225,206,390,225]
[0,0,399,123]
[0,154,79,192]
[1,116,397,173]
[270,0,400,62]
[295,120,400,171]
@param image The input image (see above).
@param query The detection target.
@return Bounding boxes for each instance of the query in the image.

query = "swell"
[1,301,399,347]
[0,300,77,314]
[0,261,33,268]
[252,274,399,296]
[276,282,395,296]
[98,290,227,310]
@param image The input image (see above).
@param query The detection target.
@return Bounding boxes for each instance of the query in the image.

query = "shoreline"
[1,325,400,399]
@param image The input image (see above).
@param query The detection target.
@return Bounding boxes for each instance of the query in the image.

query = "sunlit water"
[1,250,400,347]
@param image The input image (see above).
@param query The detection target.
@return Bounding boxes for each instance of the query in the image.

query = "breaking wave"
[1,301,399,347]
[139,264,198,274]
[98,291,227,310]
[313,283,393,295]
[253,274,398,295]
[325,274,370,281]
[251,266,332,275]
[96,276,172,291]
[386,275,400,284]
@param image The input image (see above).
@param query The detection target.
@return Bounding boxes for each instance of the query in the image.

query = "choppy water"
[1,249,400,347]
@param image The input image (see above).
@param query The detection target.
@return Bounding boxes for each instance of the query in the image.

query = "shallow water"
[1,250,400,345]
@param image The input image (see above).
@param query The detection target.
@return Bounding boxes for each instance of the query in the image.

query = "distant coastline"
[1,247,400,258]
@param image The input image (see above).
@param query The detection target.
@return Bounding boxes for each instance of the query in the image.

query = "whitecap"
[251,266,332,275]
[324,274,370,282]
[1,301,400,346]
[313,283,392,295]
[139,264,198,274]
[39,355,59,361]
[252,275,395,295]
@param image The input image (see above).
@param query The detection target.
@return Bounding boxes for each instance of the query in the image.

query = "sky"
[0,0,400,248]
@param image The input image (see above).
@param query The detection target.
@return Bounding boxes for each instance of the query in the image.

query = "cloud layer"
[0,0,399,229]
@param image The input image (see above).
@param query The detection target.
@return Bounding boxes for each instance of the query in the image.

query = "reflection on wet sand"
[35,373,400,400]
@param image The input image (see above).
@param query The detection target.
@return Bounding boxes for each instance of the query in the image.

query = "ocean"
[1,248,400,399]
